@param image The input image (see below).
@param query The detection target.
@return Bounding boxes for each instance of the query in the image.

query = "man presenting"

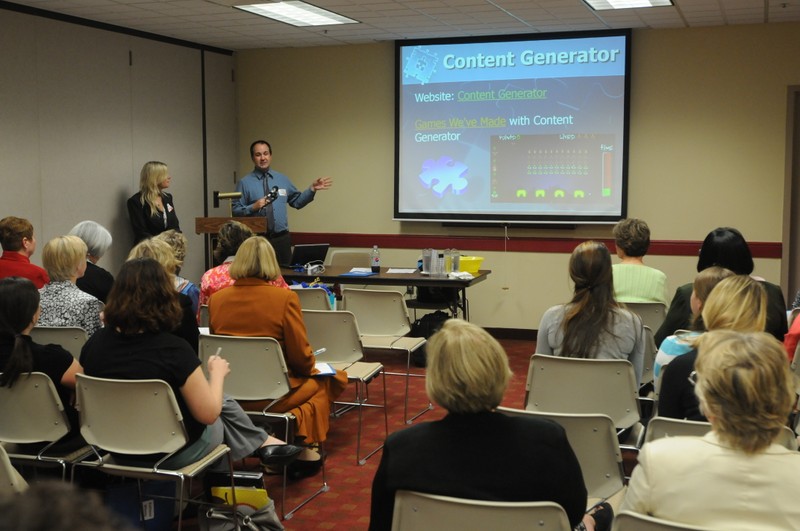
[233,140,332,266]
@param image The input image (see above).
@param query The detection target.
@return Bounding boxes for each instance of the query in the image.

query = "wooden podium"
[195,217,267,269]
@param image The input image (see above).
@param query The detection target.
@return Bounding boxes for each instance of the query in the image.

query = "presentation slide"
[394,30,630,224]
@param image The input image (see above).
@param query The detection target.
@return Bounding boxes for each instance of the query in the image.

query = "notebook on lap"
[285,243,330,268]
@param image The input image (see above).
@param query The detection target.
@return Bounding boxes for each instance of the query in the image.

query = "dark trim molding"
[0,0,233,55]
[292,232,782,259]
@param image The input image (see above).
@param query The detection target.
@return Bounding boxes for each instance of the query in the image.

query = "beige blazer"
[622,432,800,530]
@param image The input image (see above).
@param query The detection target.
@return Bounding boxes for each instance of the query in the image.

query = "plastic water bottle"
[371,245,381,273]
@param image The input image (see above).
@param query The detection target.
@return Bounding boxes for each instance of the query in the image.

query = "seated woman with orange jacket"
[209,236,347,477]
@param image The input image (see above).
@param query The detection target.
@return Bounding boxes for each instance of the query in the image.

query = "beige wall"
[234,23,798,329]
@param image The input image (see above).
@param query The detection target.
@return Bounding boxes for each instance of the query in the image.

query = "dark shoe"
[255,444,303,467]
[287,457,323,480]
[589,502,614,531]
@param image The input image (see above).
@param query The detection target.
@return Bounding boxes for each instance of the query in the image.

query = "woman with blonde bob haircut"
[210,236,345,478]
[370,319,597,531]
[622,330,800,529]
[425,319,511,414]
[658,275,767,420]
[38,235,103,336]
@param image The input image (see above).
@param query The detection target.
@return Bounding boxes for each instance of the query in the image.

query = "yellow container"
[458,256,484,274]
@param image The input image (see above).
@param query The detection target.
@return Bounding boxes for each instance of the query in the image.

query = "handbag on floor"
[198,501,283,531]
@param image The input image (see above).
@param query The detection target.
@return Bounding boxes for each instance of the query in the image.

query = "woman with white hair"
[622,330,800,529]
[68,220,114,303]
[38,235,103,336]
[126,161,181,244]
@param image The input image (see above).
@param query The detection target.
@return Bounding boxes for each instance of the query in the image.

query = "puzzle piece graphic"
[419,156,469,198]
[404,47,437,85]
[516,189,527,198]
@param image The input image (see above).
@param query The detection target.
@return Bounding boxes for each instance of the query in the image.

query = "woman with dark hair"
[0,277,83,445]
[79,258,302,470]
[536,241,645,385]
[127,238,199,351]
[654,227,787,346]
[198,221,289,319]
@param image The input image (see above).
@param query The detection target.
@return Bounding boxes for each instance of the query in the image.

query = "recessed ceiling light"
[583,0,673,10]
[235,1,359,26]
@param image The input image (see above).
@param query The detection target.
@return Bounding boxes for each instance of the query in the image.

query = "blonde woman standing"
[127,161,181,244]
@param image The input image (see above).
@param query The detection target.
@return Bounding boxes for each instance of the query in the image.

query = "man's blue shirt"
[232,168,315,233]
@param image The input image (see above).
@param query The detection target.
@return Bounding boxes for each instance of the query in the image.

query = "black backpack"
[409,310,450,367]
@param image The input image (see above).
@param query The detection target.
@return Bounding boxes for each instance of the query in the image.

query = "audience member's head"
[689,266,735,330]
[229,236,280,281]
[128,238,179,276]
[105,257,182,335]
[697,227,754,275]
[612,218,651,258]
[0,277,40,388]
[0,480,136,531]
[213,220,253,266]
[569,240,615,299]
[701,274,766,333]
[562,241,618,359]
[425,319,512,414]
[41,235,87,282]
[694,330,794,454]
[68,220,112,263]
[154,229,188,271]
[0,217,35,255]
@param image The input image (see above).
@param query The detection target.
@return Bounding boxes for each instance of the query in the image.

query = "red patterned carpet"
[264,338,535,530]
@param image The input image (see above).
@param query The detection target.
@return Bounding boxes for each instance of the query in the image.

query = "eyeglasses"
[687,370,697,386]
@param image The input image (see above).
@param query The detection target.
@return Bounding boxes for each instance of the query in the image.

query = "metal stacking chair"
[645,415,798,451]
[498,407,624,505]
[0,444,28,494]
[302,309,388,464]
[391,490,572,531]
[612,510,715,531]
[624,302,667,333]
[73,374,234,530]
[342,288,430,424]
[525,354,651,448]
[198,334,328,519]
[328,250,371,268]
[0,372,92,480]
[294,287,333,310]
[28,326,88,359]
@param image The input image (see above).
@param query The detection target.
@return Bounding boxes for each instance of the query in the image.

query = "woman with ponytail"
[0,277,83,445]
[535,241,645,385]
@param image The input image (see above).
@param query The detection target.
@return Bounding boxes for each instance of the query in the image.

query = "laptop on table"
[284,243,330,268]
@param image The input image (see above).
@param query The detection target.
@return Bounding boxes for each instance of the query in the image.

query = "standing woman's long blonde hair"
[138,161,169,215]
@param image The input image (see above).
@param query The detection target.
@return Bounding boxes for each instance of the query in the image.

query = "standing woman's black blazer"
[126,191,181,244]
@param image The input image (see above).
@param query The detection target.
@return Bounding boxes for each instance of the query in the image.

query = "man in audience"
[0,217,49,288]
